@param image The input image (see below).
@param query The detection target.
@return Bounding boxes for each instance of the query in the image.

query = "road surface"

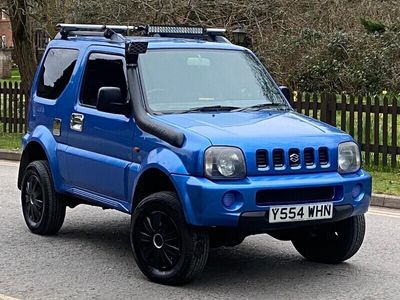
[0,160,399,299]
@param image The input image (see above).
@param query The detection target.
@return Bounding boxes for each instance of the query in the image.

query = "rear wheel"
[130,192,209,285]
[21,160,66,235]
[292,215,365,264]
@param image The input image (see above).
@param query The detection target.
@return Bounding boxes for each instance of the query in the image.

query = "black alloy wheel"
[135,210,182,271]
[131,191,209,285]
[23,173,45,227]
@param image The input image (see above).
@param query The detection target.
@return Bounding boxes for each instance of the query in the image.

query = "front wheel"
[130,192,209,285]
[292,215,366,264]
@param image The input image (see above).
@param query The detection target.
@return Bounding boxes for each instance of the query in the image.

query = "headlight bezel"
[204,146,246,180]
[338,141,361,174]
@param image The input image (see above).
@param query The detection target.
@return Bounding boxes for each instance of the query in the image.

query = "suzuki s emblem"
[290,153,300,163]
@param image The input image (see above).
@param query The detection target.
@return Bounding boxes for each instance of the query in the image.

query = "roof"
[47,35,245,51]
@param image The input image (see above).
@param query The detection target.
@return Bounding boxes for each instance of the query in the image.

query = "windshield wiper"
[179,105,240,114]
[233,102,289,112]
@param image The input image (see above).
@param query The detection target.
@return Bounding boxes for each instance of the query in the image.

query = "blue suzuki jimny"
[18,24,372,285]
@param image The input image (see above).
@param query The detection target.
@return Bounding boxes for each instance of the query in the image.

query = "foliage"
[290,29,400,94]
[3,0,400,94]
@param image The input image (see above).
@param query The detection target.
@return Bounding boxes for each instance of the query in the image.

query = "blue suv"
[18,24,372,285]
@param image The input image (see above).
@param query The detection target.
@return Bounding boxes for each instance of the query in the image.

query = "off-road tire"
[292,215,365,264]
[130,191,209,285]
[21,160,66,235]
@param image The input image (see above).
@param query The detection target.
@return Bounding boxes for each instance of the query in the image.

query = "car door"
[64,48,135,204]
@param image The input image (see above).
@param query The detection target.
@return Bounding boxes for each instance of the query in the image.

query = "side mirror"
[97,87,130,115]
[279,86,292,102]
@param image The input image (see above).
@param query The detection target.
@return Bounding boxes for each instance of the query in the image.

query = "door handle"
[70,113,84,132]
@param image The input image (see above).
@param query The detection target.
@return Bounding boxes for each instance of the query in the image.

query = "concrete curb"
[371,193,400,210]
[0,149,399,209]
[0,150,21,161]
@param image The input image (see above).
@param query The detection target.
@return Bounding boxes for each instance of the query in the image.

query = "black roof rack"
[55,23,229,43]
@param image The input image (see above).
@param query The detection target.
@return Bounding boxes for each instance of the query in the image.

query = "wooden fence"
[0,84,399,168]
[291,93,399,168]
[0,81,28,134]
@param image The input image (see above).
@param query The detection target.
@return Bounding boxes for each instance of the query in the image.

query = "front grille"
[256,150,268,168]
[304,148,315,166]
[255,147,330,171]
[256,186,336,205]
[319,147,329,165]
[273,149,284,168]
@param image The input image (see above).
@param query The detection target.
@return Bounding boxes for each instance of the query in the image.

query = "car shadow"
[53,210,359,290]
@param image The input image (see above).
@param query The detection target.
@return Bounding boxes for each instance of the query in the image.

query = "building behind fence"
[0,82,399,168]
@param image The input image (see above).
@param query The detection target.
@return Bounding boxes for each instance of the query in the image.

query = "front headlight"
[204,147,246,179]
[338,141,361,173]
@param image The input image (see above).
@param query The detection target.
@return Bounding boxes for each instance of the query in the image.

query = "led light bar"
[147,25,205,35]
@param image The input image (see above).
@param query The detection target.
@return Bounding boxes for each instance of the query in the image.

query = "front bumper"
[172,169,372,229]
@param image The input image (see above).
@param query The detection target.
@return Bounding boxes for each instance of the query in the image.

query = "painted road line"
[369,208,400,216]
[0,294,20,300]
[0,160,19,167]
[368,211,400,219]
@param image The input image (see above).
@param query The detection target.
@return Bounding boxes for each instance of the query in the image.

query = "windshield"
[138,49,288,113]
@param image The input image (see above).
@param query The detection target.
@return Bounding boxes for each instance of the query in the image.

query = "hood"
[155,111,353,176]
[156,111,349,146]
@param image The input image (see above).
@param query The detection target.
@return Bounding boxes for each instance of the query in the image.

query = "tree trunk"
[7,0,37,94]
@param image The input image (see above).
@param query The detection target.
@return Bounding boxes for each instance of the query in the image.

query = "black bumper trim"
[238,204,354,234]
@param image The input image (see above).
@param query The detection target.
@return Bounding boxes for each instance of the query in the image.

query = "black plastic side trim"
[127,68,185,148]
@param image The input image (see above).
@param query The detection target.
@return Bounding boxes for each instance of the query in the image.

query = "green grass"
[1,68,21,84]
[0,124,22,151]
[366,166,400,196]
[0,132,22,150]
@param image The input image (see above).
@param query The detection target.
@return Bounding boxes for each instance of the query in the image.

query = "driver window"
[80,53,127,107]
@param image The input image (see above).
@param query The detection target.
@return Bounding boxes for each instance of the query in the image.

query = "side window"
[37,48,79,100]
[80,53,127,107]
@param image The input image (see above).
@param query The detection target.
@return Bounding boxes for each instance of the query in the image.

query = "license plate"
[269,203,333,223]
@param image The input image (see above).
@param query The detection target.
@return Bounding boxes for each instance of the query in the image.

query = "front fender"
[142,147,189,176]
[127,147,189,212]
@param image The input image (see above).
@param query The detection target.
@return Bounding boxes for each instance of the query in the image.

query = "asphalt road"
[1,160,399,300]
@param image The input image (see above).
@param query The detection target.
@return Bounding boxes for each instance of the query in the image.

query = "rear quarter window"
[36,48,79,100]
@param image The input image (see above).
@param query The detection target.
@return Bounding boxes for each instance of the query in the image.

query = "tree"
[7,0,37,92]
